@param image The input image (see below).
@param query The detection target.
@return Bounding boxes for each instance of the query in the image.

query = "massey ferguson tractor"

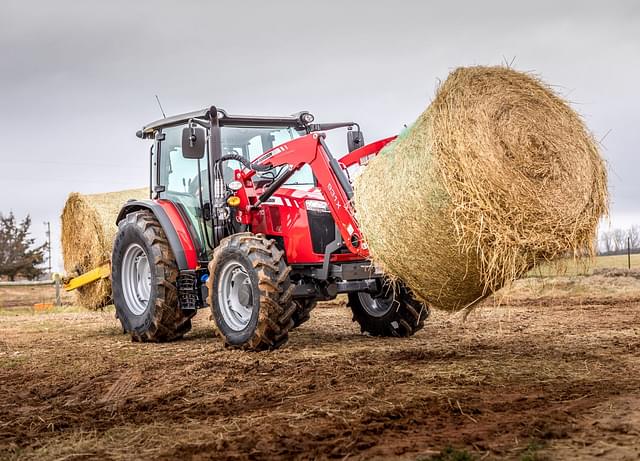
[111,106,429,350]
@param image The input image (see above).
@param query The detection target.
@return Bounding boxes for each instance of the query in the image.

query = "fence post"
[628,237,632,270]
[53,273,61,307]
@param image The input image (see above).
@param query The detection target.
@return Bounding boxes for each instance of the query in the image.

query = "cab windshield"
[221,126,315,186]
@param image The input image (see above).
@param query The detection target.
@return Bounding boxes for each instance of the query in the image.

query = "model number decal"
[327,183,342,210]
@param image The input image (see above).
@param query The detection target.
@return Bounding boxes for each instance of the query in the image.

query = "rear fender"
[116,199,198,270]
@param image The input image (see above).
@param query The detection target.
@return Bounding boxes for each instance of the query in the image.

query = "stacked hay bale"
[354,66,608,311]
[61,188,148,309]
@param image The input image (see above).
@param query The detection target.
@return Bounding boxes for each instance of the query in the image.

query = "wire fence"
[0,280,54,287]
[0,278,63,308]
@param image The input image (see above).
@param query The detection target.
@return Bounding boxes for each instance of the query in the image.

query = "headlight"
[228,180,242,192]
[305,199,329,213]
[300,112,315,124]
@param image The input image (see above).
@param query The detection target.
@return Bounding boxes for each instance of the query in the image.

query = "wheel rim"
[358,290,394,318]
[121,243,152,315]
[218,261,254,331]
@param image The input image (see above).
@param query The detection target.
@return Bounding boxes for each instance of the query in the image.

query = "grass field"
[1,274,640,460]
[529,253,640,277]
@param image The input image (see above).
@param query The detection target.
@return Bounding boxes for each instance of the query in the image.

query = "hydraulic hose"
[216,154,273,172]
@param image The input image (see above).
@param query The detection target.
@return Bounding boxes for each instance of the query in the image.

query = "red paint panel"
[338,136,396,167]
[157,199,198,269]
[258,189,367,264]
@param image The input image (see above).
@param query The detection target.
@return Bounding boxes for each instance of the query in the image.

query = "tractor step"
[176,271,207,311]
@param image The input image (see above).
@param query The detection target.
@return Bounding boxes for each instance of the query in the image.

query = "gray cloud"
[1,0,638,270]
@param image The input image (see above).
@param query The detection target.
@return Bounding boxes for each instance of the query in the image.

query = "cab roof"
[138,106,313,139]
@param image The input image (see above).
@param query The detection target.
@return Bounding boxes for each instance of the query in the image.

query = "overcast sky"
[1,0,638,271]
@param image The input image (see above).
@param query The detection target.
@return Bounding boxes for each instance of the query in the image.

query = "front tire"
[112,211,193,342]
[348,280,429,337]
[208,233,296,351]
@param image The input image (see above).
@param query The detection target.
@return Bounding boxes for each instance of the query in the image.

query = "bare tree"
[598,226,640,255]
[612,228,626,252]
[599,230,613,254]
[628,225,640,250]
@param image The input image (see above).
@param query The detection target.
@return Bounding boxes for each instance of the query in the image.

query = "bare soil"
[1,277,639,460]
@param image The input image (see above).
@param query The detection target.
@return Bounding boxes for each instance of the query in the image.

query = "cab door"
[156,124,211,260]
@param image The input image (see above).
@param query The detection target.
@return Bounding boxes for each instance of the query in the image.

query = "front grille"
[307,211,350,254]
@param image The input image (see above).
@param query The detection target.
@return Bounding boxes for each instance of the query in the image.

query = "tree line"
[599,225,640,255]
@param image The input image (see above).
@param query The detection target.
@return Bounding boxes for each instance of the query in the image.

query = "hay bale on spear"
[61,188,148,309]
[354,66,608,312]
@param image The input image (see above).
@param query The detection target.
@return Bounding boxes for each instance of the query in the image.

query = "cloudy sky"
[1,0,638,271]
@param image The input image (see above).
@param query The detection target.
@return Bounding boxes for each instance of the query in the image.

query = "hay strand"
[354,66,608,312]
[61,188,148,309]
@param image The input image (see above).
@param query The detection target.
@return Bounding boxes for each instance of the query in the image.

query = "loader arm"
[250,132,370,258]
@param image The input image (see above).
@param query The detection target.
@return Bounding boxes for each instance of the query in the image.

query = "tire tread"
[114,211,194,342]
[208,232,296,351]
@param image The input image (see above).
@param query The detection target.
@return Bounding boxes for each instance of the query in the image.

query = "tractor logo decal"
[259,144,289,164]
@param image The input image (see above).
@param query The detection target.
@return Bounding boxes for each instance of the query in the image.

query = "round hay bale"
[61,188,148,309]
[354,66,608,312]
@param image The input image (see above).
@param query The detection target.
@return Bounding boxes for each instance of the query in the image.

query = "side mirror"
[182,126,206,159]
[347,129,364,152]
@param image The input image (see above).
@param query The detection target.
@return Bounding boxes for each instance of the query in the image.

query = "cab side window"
[159,125,203,194]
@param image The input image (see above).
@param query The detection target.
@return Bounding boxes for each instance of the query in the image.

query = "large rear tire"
[112,211,193,342]
[348,280,429,337]
[208,233,296,351]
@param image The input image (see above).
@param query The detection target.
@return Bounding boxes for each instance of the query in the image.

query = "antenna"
[44,221,52,275]
[155,94,167,118]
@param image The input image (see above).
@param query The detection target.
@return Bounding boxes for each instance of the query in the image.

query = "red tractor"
[112,106,428,350]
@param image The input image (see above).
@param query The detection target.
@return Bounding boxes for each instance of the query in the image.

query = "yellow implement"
[63,264,111,291]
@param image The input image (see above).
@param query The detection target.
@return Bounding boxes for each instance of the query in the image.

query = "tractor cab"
[136,108,362,265]
[146,119,311,261]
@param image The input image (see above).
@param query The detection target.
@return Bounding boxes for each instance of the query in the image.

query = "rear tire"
[208,233,295,351]
[112,211,193,342]
[348,280,429,337]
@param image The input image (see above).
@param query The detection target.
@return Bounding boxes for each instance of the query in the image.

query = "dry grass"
[529,253,640,277]
[354,66,607,312]
[60,188,147,309]
[1,283,639,460]
[493,272,640,305]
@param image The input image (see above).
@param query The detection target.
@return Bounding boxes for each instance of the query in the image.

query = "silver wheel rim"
[358,291,393,318]
[218,261,254,331]
[121,243,152,315]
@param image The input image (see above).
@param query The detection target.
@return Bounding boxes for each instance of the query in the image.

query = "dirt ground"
[1,276,639,460]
